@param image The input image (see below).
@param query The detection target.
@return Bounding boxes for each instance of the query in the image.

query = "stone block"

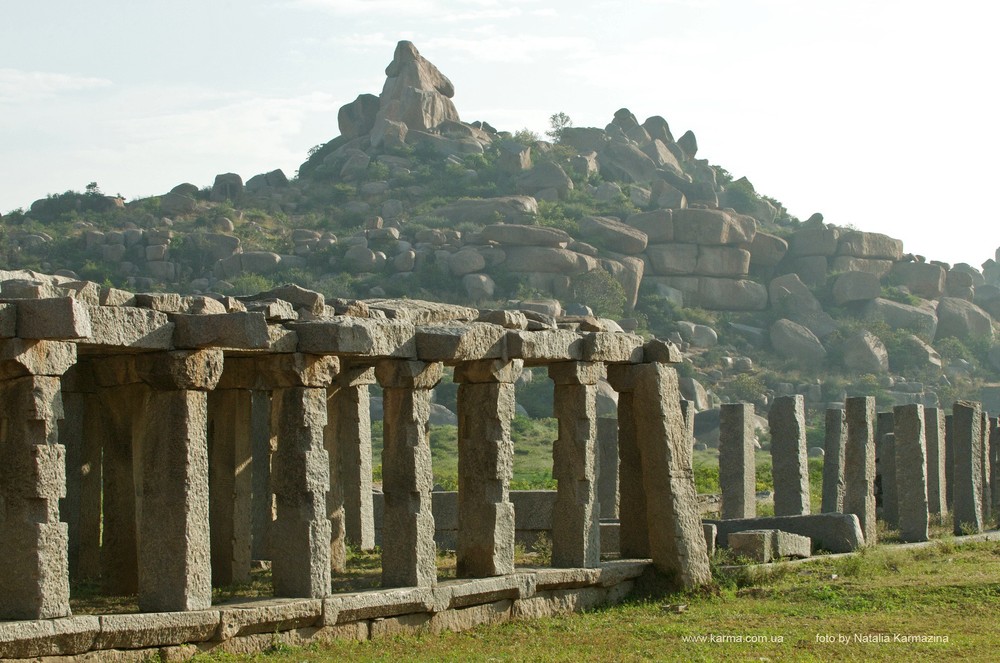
[325,587,435,624]
[708,513,863,553]
[505,329,585,363]
[171,312,270,349]
[415,323,507,361]
[583,332,644,363]
[15,297,92,339]
[216,599,323,640]
[695,246,751,277]
[292,318,417,358]
[0,302,15,337]
[728,529,811,563]
[769,395,811,516]
[0,616,100,658]
[95,611,221,649]
[83,305,174,349]
[645,243,698,275]
[893,404,929,542]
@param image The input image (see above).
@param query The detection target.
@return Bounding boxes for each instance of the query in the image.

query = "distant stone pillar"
[981,411,992,525]
[924,407,948,517]
[720,403,756,519]
[893,405,929,542]
[607,366,648,559]
[844,397,876,544]
[265,354,338,598]
[208,388,253,586]
[454,359,522,577]
[0,340,76,620]
[597,417,620,519]
[945,414,955,508]
[952,401,984,535]
[821,408,847,514]
[548,361,602,568]
[768,395,810,516]
[250,390,272,561]
[326,364,376,574]
[609,362,710,588]
[133,349,222,612]
[376,359,442,588]
[991,418,1000,523]
[876,412,897,527]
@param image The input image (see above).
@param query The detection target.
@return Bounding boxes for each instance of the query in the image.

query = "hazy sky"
[2,0,997,267]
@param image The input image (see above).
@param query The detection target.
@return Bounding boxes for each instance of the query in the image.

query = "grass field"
[190,538,1000,662]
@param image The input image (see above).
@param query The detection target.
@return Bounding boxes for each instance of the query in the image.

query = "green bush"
[570,269,626,318]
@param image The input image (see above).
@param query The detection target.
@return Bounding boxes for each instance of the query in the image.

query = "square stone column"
[0,340,76,620]
[821,407,847,514]
[453,359,522,577]
[609,363,711,589]
[606,367,647,559]
[376,359,442,588]
[548,361,602,569]
[952,401,984,535]
[844,397,876,544]
[250,390,272,561]
[768,395,810,516]
[945,414,954,508]
[326,363,377,573]
[981,411,992,525]
[597,417,620,519]
[876,412,897,527]
[924,407,948,517]
[893,404,929,542]
[134,349,223,612]
[720,403,756,519]
[207,388,254,586]
[990,418,1000,523]
[262,354,339,598]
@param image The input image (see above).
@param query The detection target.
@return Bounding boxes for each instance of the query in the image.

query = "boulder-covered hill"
[4,39,1000,415]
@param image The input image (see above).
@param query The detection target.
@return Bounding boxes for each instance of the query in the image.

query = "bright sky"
[2,0,997,268]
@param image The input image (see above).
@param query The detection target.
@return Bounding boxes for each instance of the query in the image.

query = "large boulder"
[516,161,573,199]
[559,127,609,153]
[655,276,767,311]
[579,216,648,255]
[832,271,881,306]
[890,262,946,299]
[863,298,938,342]
[502,247,599,275]
[787,224,839,257]
[479,222,569,247]
[841,330,889,373]
[375,40,459,131]
[641,139,683,176]
[434,196,538,225]
[625,209,673,243]
[935,297,995,342]
[672,209,756,245]
[602,255,644,310]
[768,273,836,338]
[337,93,380,139]
[748,232,788,272]
[646,243,698,275]
[836,231,904,260]
[770,319,827,367]
[598,141,658,183]
[210,173,243,202]
[695,246,750,277]
[830,256,894,279]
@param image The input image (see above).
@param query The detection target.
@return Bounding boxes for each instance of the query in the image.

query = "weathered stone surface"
[748,231,788,271]
[245,284,325,317]
[769,319,826,367]
[787,224,839,257]
[625,210,672,243]
[172,312,270,349]
[517,161,573,198]
[769,395,811,516]
[720,403,756,519]
[325,586,435,624]
[672,208,755,245]
[863,298,938,342]
[832,271,881,306]
[579,216,648,255]
[925,407,948,516]
[83,305,174,349]
[366,299,478,324]
[822,408,847,514]
[837,231,904,260]
[0,616,100,658]
[217,599,322,640]
[769,273,837,338]
[292,318,416,357]
[502,246,599,275]
[893,404,929,542]
[655,277,767,311]
[376,40,458,131]
[96,611,220,649]
[415,323,507,362]
[728,529,811,563]
[708,513,863,553]
[506,329,585,363]
[583,332,644,363]
[830,256,895,278]
[13,297,92,339]
[953,401,984,534]
[435,197,538,226]
[645,243,698,275]
[338,93,380,139]
[842,330,889,373]
[695,246,750,277]
[891,261,946,299]
[935,297,995,342]
[599,140,658,183]
[0,339,77,379]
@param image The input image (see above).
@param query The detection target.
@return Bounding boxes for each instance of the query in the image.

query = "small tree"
[546,112,572,142]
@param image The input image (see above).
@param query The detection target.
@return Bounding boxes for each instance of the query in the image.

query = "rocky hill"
[4,40,1000,422]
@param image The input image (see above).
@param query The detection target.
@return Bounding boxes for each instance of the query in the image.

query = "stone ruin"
[0,270,714,658]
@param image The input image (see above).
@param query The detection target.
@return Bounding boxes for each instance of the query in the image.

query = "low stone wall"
[0,561,649,660]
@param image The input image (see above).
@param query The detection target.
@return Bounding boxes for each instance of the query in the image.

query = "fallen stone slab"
[95,611,221,649]
[705,513,864,553]
[728,529,811,563]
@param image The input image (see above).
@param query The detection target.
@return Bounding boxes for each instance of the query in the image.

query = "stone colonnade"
[0,291,713,623]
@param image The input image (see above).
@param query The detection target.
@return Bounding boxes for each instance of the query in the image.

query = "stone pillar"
[945,414,954,508]
[924,407,948,517]
[134,349,222,612]
[875,412,897,526]
[821,408,847,514]
[266,354,339,598]
[208,388,253,586]
[548,361,602,569]
[991,418,1000,523]
[250,390,272,561]
[768,395,810,516]
[608,363,710,588]
[376,359,442,588]
[0,340,76,620]
[981,411,992,525]
[326,364,376,572]
[952,401,984,535]
[454,359,521,577]
[720,403,756,519]
[607,367,647,559]
[844,397,876,544]
[597,417,620,519]
[893,404,929,542]
[680,399,696,449]
[60,362,102,581]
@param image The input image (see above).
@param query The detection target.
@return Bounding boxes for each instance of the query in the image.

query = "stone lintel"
[642,339,683,363]
[505,329,584,364]
[375,359,443,389]
[415,323,507,362]
[95,610,222,649]
[583,332,643,363]
[82,305,174,349]
[0,615,100,658]
[335,362,377,387]
[171,312,270,350]
[291,318,417,358]
[136,349,224,391]
[547,360,602,385]
[0,339,77,379]
[13,298,92,340]
[0,302,16,337]
[453,358,523,384]
[219,354,340,389]
[216,598,322,640]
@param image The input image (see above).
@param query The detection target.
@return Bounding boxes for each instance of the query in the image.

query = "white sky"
[2,0,998,267]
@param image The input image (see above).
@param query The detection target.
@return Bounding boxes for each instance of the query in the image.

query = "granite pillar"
[952,401,984,535]
[981,411,992,525]
[454,359,521,577]
[720,403,756,519]
[208,388,254,586]
[597,417,620,519]
[250,390,272,561]
[893,404,929,542]
[768,395,810,516]
[606,367,648,559]
[876,412,897,527]
[844,397,877,544]
[924,407,947,517]
[945,414,954,508]
[548,361,602,569]
[821,407,847,514]
[376,359,442,588]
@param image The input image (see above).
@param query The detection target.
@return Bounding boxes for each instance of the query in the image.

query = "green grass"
[190,539,1000,662]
